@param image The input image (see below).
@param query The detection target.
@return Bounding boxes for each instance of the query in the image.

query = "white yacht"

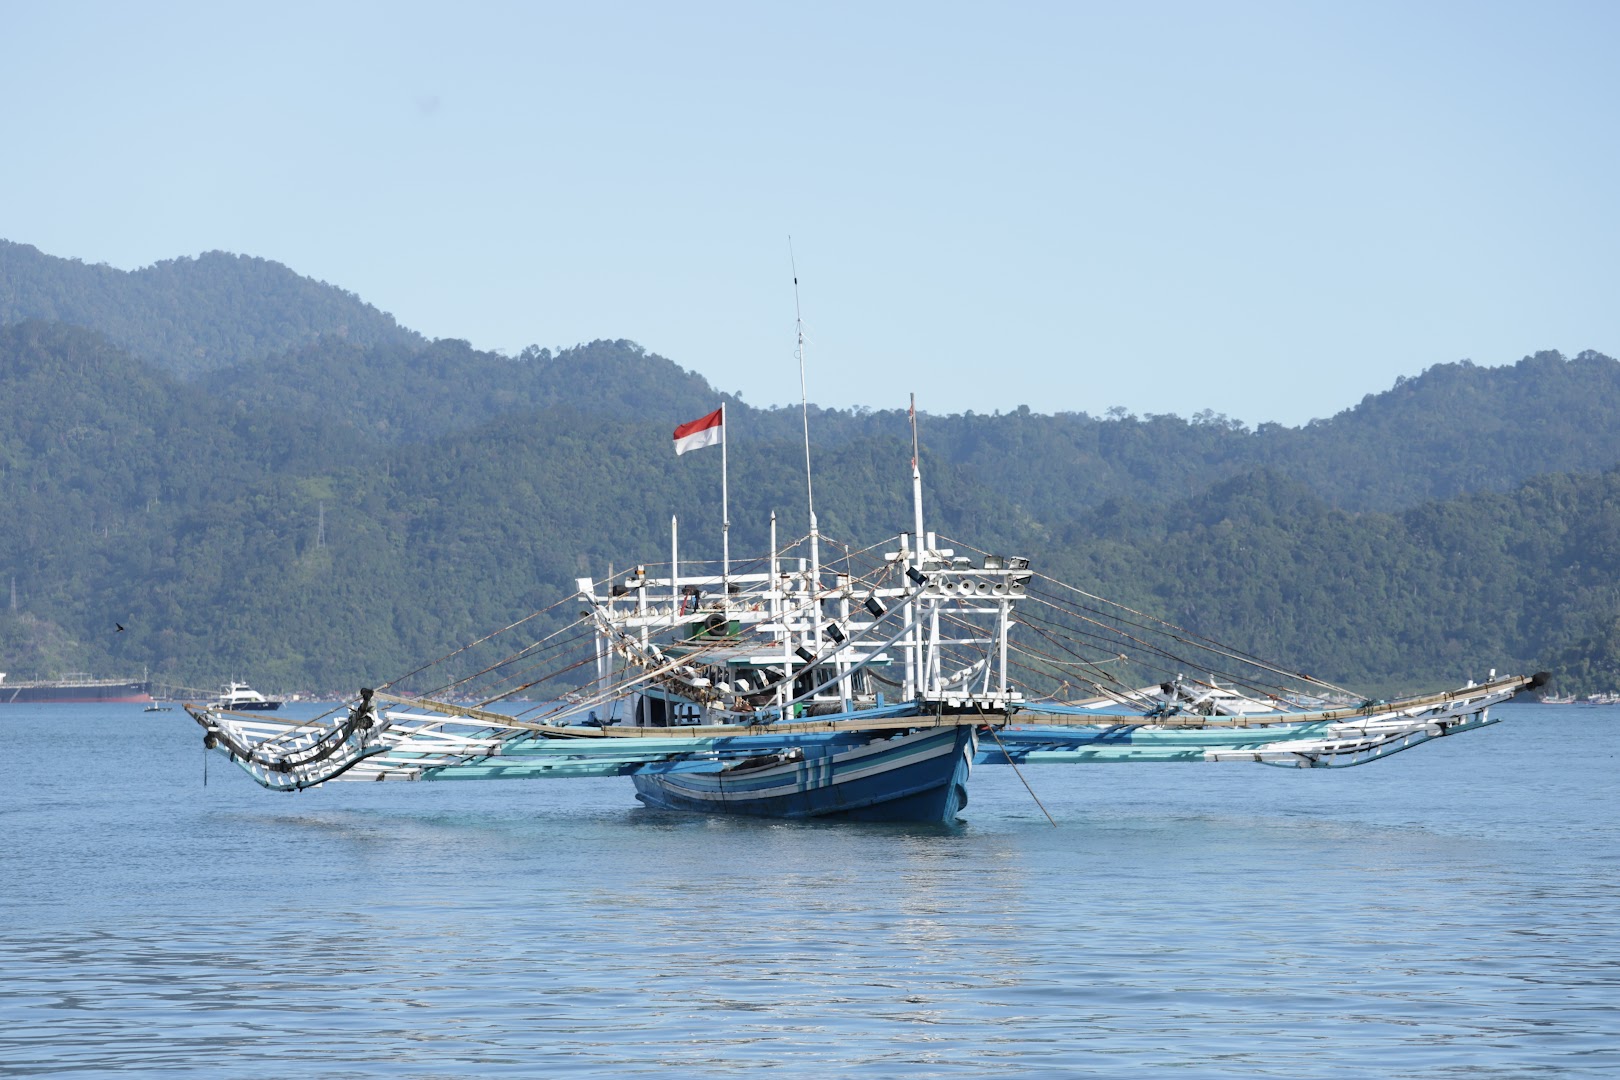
[215,682,282,712]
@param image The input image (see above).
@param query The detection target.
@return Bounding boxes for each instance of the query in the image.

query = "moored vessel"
[179,282,1541,821]
[182,407,1539,821]
[1,672,152,704]
[214,682,282,711]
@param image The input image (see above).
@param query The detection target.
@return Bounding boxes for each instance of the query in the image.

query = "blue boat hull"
[631,726,976,823]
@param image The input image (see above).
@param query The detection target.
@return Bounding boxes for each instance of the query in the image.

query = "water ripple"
[2,703,1617,1076]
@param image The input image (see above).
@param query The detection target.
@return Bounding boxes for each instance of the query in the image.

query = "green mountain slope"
[195,337,731,438]
[2,240,1619,695]
[0,240,422,377]
[2,318,1617,695]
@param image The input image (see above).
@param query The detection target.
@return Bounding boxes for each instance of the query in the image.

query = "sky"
[4,0,1617,426]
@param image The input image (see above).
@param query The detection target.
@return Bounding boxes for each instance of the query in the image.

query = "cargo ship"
[0,672,153,704]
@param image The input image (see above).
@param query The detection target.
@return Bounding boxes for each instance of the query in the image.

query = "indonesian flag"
[673,407,724,455]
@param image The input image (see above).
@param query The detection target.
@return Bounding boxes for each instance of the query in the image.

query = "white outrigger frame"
[183,324,1542,800]
[186,513,1539,795]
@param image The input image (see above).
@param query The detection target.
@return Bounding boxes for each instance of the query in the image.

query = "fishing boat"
[183,284,1540,820]
[184,416,1540,820]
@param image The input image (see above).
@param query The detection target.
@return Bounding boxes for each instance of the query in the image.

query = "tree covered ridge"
[2,320,1619,694]
[0,240,422,377]
[2,238,1619,695]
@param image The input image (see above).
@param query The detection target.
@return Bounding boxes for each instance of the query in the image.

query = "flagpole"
[721,401,730,607]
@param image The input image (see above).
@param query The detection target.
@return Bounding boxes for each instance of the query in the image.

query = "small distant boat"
[144,704,173,713]
[215,682,282,712]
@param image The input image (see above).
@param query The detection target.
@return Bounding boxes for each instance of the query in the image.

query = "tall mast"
[789,238,823,655]
[907,395,926,700]
[790,238,815,527]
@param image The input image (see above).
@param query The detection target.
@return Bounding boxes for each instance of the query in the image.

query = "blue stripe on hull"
[630,726,976,823]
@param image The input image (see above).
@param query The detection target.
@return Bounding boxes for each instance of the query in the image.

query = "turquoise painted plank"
[1022,747,1212,763]
[496,738,728,757]
[424,761,645,780]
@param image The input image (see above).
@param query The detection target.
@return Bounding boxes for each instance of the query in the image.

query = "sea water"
[1,702,1616,1077]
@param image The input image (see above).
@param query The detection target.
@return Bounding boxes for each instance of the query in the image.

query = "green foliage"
[4,240,1620,695]
[0,241,421,377]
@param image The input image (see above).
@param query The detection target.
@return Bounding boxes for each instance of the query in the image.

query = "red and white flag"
[673,407,724,456]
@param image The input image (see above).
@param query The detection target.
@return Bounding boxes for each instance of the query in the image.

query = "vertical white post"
[907,398,927,704]
[721,401,730,607]
[594,609,605,691]
[809,511,823,662]
[772,512,786,718]
[603,563,615,695]
[902,532,917,701]
[638,566,649,647]
[999,599,1010,695]
[928,605,942,694]
[671,515,679,615]
[838,582,852,712]
[769,511,779,622]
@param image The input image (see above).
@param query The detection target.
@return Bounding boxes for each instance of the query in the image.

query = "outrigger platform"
[186,335,1539,821]
[187,523,1542,823]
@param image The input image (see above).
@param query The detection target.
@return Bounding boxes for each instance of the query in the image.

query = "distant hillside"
[0,240,422,377]
[2,239,1619,693]
[196,337,732,438]
[1040,467,1620,696]
[1248,350,1620,507]
[2,316,1617,694]
[197,330,1620,516]
[5,238,1618,514]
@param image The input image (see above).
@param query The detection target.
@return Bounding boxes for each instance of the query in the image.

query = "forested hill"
[4,237,1619,514]
[196,338,732,439]
[198,330,1620,514]
[2,240,1619,694]
[1041,467,1620,697]
[2,318,1618,695]
[926,348,1620,515]
[0,240,422,377]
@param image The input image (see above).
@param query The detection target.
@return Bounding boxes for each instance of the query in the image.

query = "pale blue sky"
[4,1,1616,425]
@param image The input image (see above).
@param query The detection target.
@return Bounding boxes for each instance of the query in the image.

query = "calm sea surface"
[2,701,1616,1077]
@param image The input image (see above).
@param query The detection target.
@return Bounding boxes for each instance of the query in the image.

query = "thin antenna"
[789,237,823,653]
[790,237,815,523]
[910,393,925,546]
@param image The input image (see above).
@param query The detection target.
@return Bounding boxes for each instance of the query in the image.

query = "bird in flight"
[115,623,125,633]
